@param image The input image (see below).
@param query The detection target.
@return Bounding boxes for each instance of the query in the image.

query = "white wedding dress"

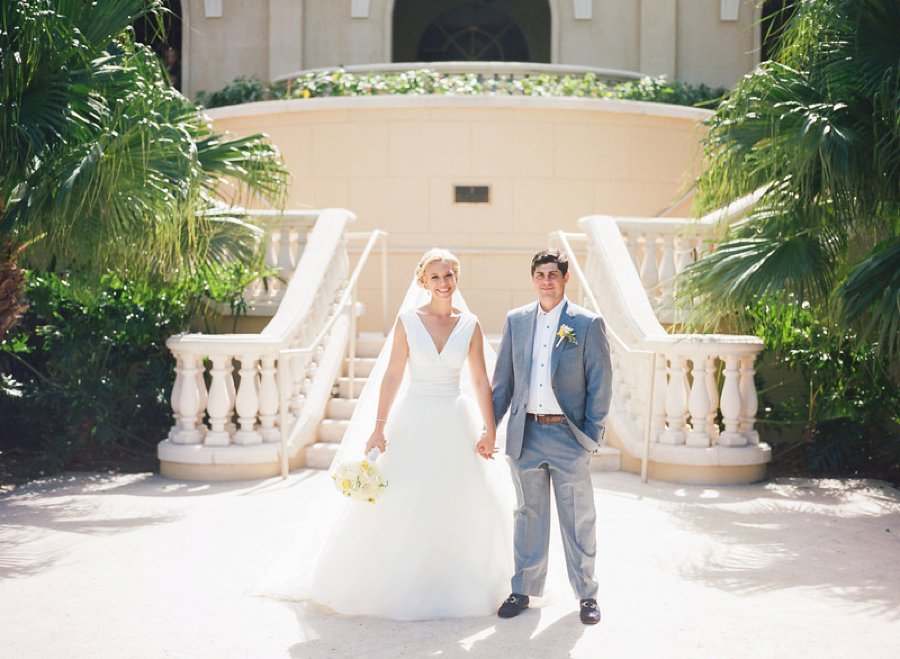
[293,306,513,620]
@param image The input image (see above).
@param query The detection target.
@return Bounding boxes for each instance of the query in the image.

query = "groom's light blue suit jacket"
[492,300,613,459]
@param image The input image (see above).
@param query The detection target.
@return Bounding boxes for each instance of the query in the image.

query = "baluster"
[174,353,203,444]
[718,355,747,446]
[686,355,711,447]
[625,231,640,272]
[639,233,659,300]
[740,355,760,444]
[205,354,232,446]
[705,356,721,441]
[695,239,710,259]
[290,223,304,276]
[233,354,262,444]
[225,358,237,435]
[265,228,280,296]
[195,357,208,434]
[168,353,184,441]
[258,354,280,442]
[674,234,694,275]
[289,354,308,416]
[245,275,263,301]
[650,352,668,442]
[658,234,677,313]
[277,222,294,280]
[660,354,687,444]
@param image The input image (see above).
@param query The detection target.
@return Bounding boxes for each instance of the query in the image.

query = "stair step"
[326,397,359,420]
[337,377,368,398]
[355,332,387,358]
[590,446,621,472]
[343,357,376,377]
[305,442,338,470]
[318,418,349,444]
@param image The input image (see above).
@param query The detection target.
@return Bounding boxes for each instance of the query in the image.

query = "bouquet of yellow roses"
[332,449,388,503]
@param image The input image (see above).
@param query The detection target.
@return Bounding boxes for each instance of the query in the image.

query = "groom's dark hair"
[531,249,569,276]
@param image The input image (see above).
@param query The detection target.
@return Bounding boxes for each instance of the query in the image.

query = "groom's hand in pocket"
[476,432,498,460]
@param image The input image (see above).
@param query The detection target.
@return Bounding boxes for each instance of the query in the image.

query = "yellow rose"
[360,461,371,472]
[342,479,352,490]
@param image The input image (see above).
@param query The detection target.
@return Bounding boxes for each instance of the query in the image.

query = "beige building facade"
[177,0,764,98]
[208,95,709,332]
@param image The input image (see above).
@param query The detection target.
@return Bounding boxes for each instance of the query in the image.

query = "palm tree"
[684,0,900,357]
[0,0,288,338]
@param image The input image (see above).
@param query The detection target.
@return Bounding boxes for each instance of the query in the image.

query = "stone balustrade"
[158,208,357,478]
[242,210,319,314]
[555,214,770,483]
[613,189,765,323]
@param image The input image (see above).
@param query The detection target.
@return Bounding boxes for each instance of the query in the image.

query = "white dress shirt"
[525,298,566,415]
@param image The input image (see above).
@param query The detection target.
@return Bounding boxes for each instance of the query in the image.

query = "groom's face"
[532,263,568,311]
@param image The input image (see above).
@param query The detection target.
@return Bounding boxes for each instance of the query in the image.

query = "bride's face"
[423,260,457,300]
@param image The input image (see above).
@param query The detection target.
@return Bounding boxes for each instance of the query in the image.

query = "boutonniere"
[555,324,577,348]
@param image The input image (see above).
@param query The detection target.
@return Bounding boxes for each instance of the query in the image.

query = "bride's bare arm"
[469,322,498,460]
[364,319,409,454]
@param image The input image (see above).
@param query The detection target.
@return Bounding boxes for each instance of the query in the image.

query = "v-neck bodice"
[399,309,477,396]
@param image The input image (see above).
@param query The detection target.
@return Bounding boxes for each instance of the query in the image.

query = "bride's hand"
[365,431,387,455]
[476,432,497,460]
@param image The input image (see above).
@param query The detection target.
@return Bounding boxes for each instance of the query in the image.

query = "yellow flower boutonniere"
[555,324,577,348]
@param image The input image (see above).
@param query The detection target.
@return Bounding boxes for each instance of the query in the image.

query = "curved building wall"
[208,96,708,331]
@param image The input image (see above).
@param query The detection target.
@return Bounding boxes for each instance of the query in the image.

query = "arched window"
[760,0,797,62]
[134,0,183,90]
[393,0,550,63]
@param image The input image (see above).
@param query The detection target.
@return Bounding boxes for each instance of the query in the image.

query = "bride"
[289,249,513,620]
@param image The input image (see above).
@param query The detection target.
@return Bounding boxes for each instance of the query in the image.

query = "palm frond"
[836,236,900,357]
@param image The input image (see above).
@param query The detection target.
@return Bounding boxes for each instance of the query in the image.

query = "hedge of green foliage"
[0,266,262,479]
[747,298,900,482]
[197,70,727,109]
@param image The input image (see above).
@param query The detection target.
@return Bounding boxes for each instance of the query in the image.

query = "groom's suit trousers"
[508,416,598,600]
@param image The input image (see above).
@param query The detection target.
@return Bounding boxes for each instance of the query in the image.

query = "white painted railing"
[551,214,770,478]
[158,208,388,475]
[616,189,766,322]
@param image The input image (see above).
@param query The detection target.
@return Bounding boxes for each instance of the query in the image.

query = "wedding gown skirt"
[306,310,513,620]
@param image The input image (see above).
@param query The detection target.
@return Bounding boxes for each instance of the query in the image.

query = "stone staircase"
[305,332,383,469]
[305,332,621,472]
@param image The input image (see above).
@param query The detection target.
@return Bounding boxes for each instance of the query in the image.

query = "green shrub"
[747,299,900,482]
[197,70,726,109]
[197,75,283,108]
[0,266,263,478]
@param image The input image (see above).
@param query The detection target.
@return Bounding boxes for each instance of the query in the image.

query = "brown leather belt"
[526,413,566,424]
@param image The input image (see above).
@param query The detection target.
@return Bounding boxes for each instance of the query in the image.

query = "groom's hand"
[476,432,498,460]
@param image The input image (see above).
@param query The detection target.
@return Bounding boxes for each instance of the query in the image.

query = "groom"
[483,249,612,625]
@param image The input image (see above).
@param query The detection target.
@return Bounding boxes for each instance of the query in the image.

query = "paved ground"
[1,470,898,658]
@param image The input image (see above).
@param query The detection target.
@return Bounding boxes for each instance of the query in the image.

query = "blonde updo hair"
[415,248,460,288]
